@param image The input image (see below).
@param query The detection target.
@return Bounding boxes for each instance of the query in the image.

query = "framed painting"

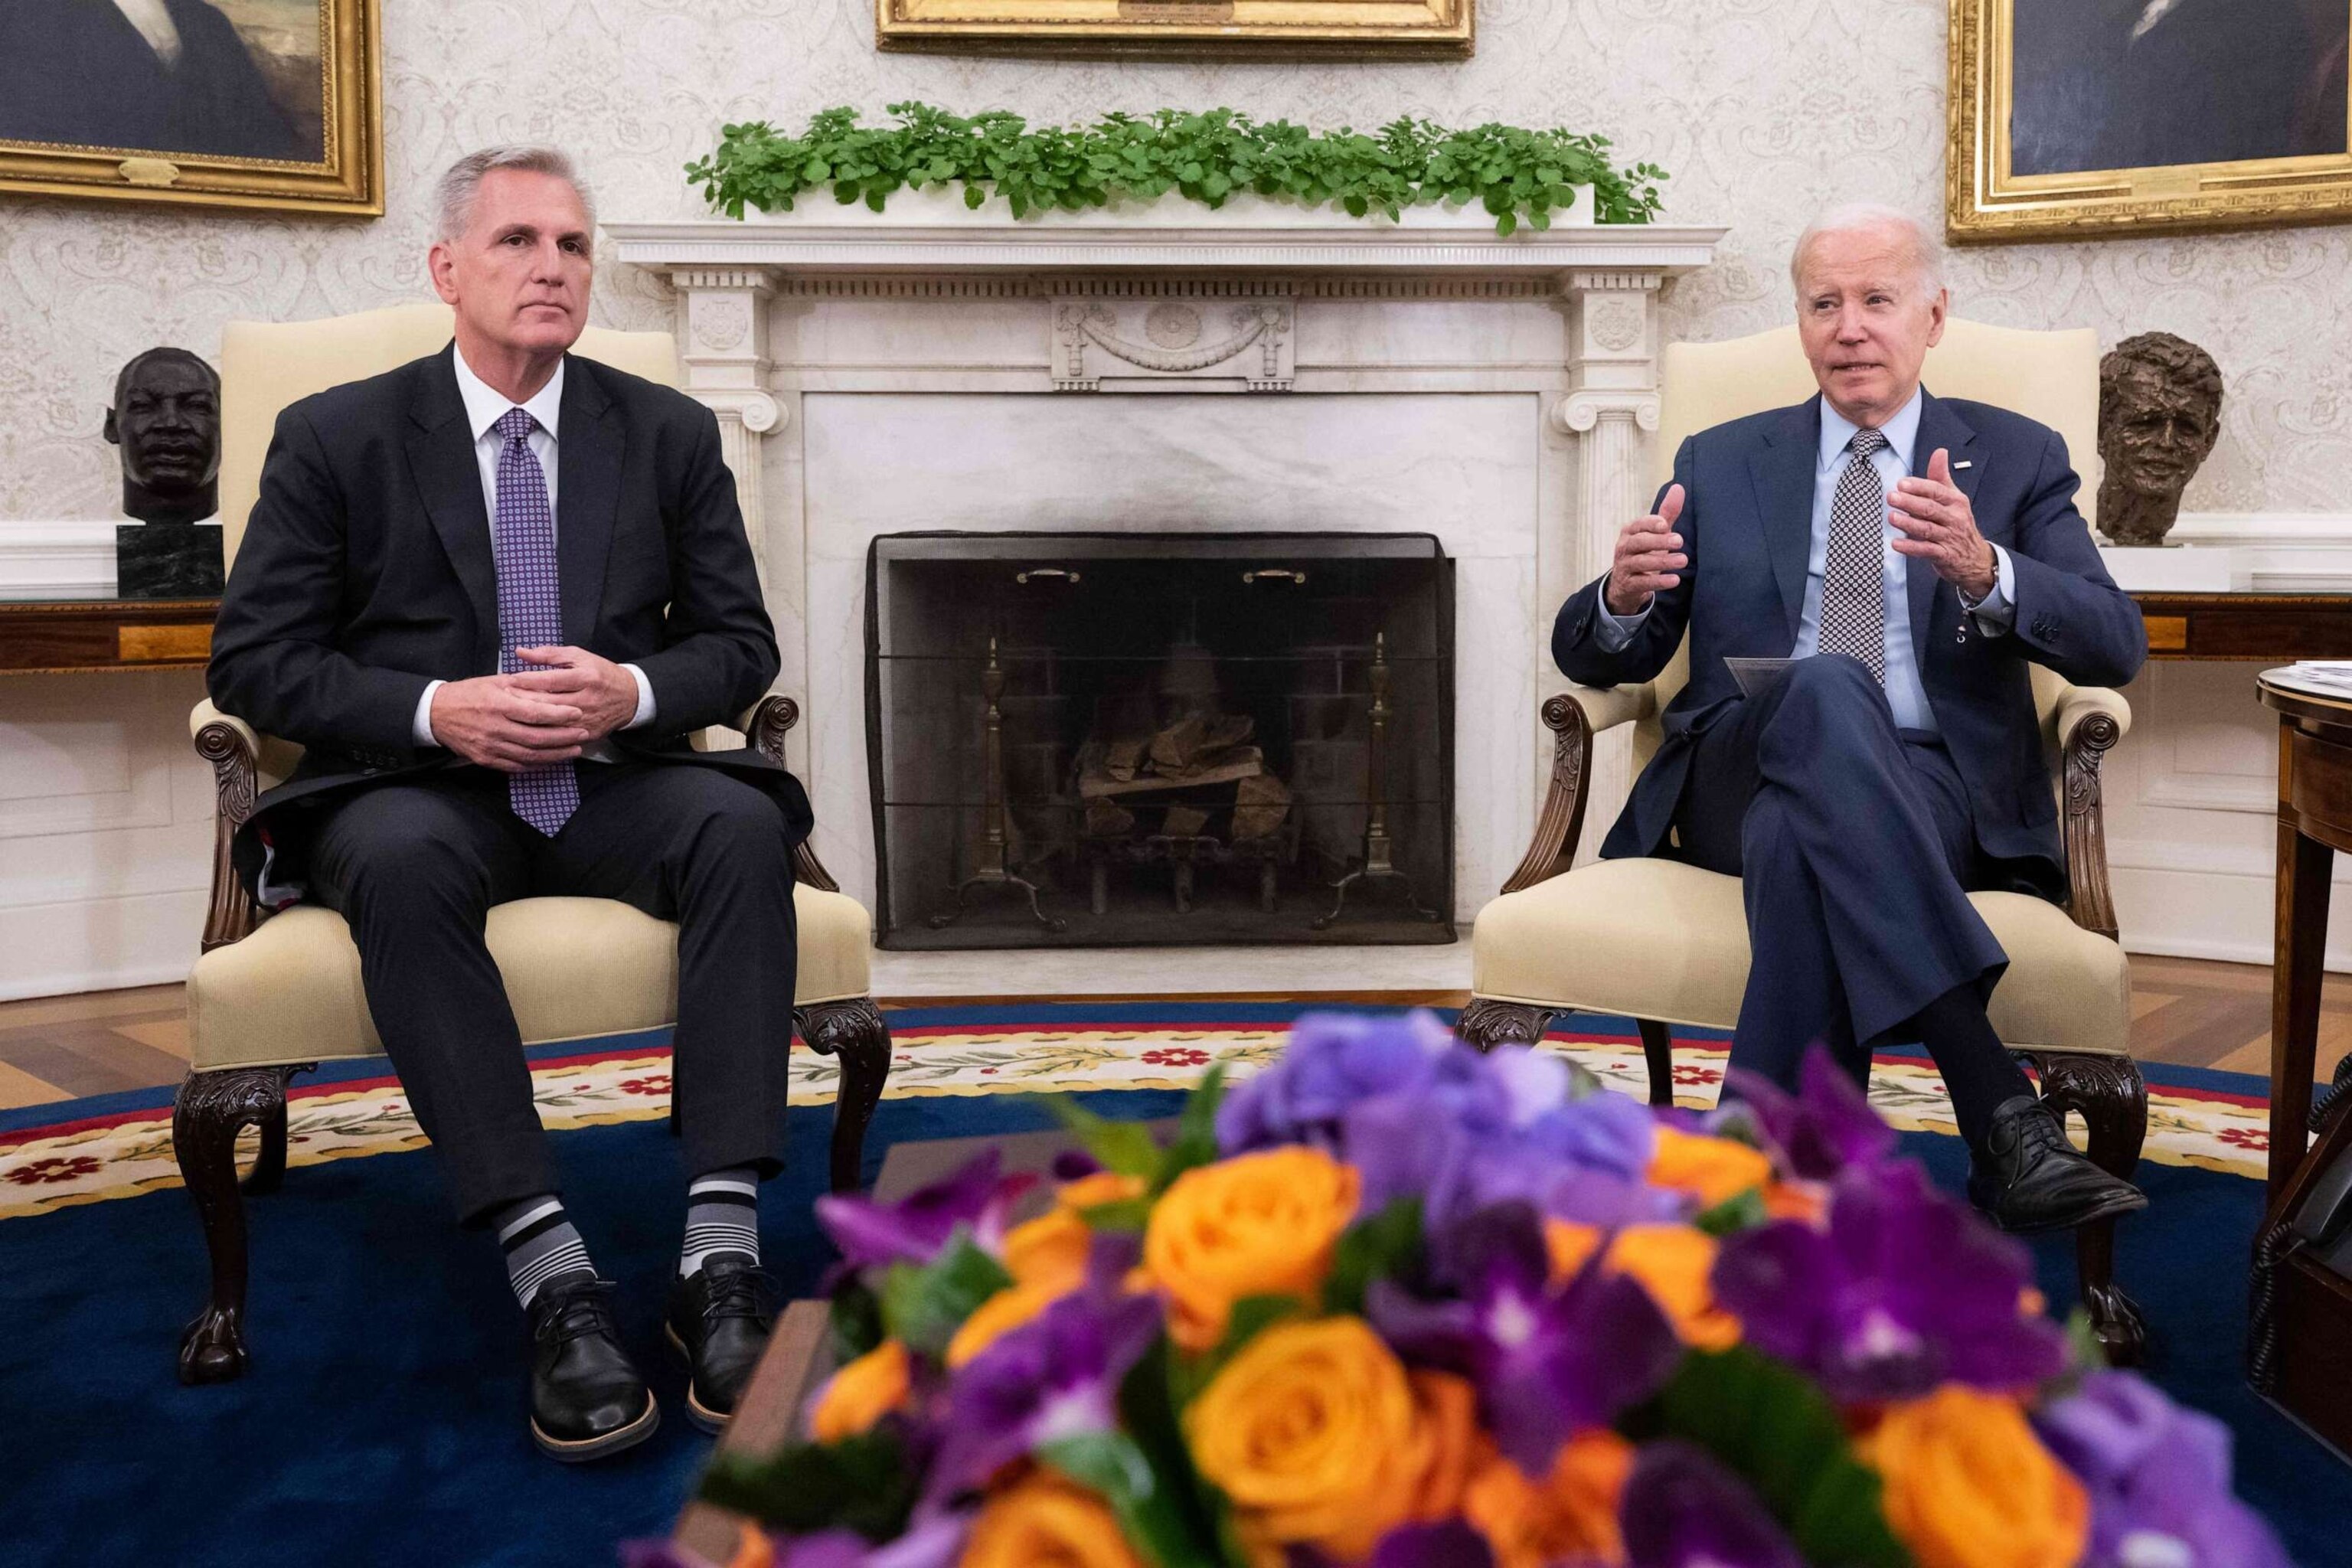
[0,0,382,217]
[1949,0,2352,240]
[875,0,1474,60]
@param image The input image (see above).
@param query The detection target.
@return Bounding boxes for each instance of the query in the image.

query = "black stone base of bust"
[117,524,224,599]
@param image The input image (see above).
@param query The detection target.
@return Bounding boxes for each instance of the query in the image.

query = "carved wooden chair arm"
[1500,684,1656,895]
[192,700,264,952]
[740,694,841,894]
[2052,684,2130,944]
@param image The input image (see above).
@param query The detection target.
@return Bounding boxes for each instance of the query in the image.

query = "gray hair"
[434,145,596,243]
[1788,203,1946,296]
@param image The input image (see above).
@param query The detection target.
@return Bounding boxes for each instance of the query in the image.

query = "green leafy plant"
[687,103,1668,235]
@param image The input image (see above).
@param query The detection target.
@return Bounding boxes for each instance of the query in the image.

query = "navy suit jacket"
[1552,389,2146,901]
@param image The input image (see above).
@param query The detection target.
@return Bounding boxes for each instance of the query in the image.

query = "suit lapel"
[1906,389,1983,671]
[555,358,621,648]
[404,346,499,667]
[1746,397,1822,639]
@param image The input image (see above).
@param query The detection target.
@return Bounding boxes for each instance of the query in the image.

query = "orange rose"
[1002,1207,1093,1293]
[1184,1317,1433,1561]
[723,1523,776,1568]
[807,1339,910,1442]
[1861,1386,2089,1568]
[1406,1370,1482,1521]
[1143,1148,1359,1351]
[1059,1171,1149,1211]
[946,1281,1063,1369]
[1648,1126,1773,1209]
[1602,1225,1740,1351]
[960,1473,1145,1568]
[1463,1429,1635,1568]
[1544,1220,1739,1349]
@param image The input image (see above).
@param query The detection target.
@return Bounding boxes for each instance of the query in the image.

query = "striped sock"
[492,1195,594,1310]
[680,1167,760,1278]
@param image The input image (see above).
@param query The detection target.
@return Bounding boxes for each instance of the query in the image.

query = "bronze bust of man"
[2096,332,2223,548]
[106,347,222,526]
[107,347,226,597]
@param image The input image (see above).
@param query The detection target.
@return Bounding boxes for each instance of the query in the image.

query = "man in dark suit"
[0,0,310,162]
[1554,205,2148,1235]
[210,148,803,1461]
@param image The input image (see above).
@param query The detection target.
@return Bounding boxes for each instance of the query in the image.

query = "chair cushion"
[186,886,874,1071]
[1470,858,2131,1057]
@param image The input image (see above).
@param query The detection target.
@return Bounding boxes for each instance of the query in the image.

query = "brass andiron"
[1315,631,1442,930]
[929,637,1067,933]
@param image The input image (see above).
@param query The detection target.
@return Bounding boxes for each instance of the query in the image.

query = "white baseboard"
[0,521,116,599]
[0,888,203,1001]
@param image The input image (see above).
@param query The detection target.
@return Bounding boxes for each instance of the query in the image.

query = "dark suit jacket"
[209,345,809,897]
[0,0,309,162]
[1553,390,2147,900]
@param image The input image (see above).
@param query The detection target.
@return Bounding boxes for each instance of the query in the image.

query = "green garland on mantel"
[686,103,1668,236]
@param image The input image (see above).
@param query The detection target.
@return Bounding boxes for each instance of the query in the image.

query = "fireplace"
[868,533,1455,948]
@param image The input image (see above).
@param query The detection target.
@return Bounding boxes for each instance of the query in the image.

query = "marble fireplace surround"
[605,211,1727,923]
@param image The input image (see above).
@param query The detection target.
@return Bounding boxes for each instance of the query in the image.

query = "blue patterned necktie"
[492,407,578,835]
[1818,427,1889,681]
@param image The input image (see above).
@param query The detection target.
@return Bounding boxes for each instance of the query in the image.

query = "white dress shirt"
[412,350,655,753]
[110,0,183,64]
[1596,387,2015,735]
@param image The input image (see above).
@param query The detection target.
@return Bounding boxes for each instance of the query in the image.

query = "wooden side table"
[2249,673,2352,1458]
[0,598,216,674]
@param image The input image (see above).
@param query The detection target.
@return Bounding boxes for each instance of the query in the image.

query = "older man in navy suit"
[1554,204,2148,1234]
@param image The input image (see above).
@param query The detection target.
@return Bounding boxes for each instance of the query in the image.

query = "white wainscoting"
[0,521,116,599]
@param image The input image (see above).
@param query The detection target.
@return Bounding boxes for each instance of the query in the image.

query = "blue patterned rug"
[0,1002,2331,1566]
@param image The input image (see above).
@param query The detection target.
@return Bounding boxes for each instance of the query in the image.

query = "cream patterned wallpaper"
[4,0,2350,521]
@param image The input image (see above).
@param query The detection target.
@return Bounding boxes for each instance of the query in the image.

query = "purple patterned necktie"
[492,407,578,835]
[1818,426,1890,681]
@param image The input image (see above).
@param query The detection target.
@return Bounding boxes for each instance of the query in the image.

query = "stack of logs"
[1073,710,1294,912]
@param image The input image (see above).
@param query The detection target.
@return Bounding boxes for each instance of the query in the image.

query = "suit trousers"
[310,761,800,1224]
[1671,655,2010,1088]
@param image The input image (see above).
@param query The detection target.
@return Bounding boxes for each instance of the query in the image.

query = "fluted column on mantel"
[669,267,783,594]
[1553,272,1666,854]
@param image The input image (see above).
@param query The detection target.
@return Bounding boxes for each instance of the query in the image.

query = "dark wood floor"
[2,958,2342,1112]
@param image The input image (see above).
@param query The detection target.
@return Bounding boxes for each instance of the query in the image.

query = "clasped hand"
[428,646,639,773]
[1603,449,1996,618]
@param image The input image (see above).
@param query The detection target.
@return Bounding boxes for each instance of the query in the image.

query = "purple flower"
[813,1150,1034,1276]
[1368,1521,1498,1568]
[927,1287,1161,1500]
[1367,1202,1682,1472]
[2035,1372,2293,1568]
[1620,1442,1806,1568]
[776,1532,868,1568]
[1711,1161,2066,1403]
[1721,1046,1896,1181]
[1216,1009,1454,1155]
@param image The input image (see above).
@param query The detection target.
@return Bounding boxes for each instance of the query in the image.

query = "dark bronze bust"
[2097,332,2223,548]
[105,347,222,527]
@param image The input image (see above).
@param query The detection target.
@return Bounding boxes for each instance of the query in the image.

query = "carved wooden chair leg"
[173,1066,289,1386]
[2027,1050,2151,1367]
[799,998,893,1194]
[1455,998,1555,1053]
[240,1065,312,1197]
[1636,1019,1676,1107]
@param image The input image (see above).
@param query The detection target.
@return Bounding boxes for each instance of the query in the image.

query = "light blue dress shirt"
[1596,387,2015,735]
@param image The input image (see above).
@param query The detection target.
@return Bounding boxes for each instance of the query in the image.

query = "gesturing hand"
[1604,484,1688,618]
[1890,449,1996,600]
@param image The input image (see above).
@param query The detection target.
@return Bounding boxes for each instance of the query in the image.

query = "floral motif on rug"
[0,1022,2271,1219]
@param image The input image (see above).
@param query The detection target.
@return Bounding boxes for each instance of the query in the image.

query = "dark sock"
[680,1166,760,1278]
[1907,983,2037,1151]
[491,1194,594,1309]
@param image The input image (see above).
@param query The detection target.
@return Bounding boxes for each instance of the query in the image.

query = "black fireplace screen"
[867,532,1455,949]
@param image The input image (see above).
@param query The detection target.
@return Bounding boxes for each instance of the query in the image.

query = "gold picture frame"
[876,0,1473,60]
[0,0,382,217]
[1949,0,2352,241]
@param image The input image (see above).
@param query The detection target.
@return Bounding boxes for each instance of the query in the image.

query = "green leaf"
[699,1426,916,1541]
[1077,1195,1155,1233]
[1651,1348,1914,1568]
[1047,1094,1169,1181]
[1118,1337,1253,1566]
[1042,1431,1220,1568]
[1322,1196,1425,1317]
[1153,1063,1230,1194]
[828,1277,884,1361]
[1691,1186,1771,1237]
[877,1234,1014,1358]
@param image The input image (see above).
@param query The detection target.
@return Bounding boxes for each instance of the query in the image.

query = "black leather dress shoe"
[1967,1096,2149,1235]
[528,1272,659,1462]
[665,1254,779,1434]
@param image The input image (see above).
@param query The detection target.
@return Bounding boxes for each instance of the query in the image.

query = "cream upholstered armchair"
[1459,320,2151,1363]
[175,303,890,1385]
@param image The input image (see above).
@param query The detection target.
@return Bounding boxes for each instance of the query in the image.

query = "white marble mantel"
[604,207,1726,923]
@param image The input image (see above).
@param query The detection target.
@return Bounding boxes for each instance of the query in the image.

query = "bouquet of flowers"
[658,1013,2288,1568]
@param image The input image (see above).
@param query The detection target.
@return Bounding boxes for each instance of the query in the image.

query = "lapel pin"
[1952,460,1973,471]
